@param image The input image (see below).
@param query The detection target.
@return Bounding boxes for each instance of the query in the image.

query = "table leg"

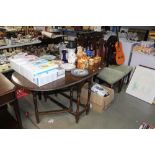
[13,98,23,129]
[69,87,73,112]
[43,92,48,102]
[32,92,40,123]
[86,79,92,114]
[38,92,42,101]
[75,86,81,123]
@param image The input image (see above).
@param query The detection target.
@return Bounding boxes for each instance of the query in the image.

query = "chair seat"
[109,65,133,75]
[97,67,125,85]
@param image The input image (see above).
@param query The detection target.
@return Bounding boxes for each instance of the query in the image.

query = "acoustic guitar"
[115,27,125,65]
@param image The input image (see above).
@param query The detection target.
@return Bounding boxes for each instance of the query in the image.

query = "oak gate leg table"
[11,65,102,124]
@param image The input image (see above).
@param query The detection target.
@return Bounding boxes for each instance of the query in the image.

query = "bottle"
[90,43,95,57]
[95,42,100,56]
[90,43,93,51]
[62,50,68,63]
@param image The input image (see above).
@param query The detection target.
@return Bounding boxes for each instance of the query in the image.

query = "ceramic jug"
[67,48,77,64]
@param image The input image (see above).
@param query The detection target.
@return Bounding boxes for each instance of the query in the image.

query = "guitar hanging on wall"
[115,27,125,65]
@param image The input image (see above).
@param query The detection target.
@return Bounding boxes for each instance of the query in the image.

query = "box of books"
[80,83,114,112]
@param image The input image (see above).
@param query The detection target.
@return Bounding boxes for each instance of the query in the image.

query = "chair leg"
[118,79,124,92]
[127,72,131,84]
[110,84,113,88]
[99,79,104,84]
[93,75,97,82]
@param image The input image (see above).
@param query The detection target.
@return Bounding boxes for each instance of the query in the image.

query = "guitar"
[115,27,125,65]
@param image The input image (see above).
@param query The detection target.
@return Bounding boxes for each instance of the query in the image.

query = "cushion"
[97,67,125,85]
[109,65,133,75]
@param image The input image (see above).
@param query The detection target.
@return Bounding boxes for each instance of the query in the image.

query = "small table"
[12,65,103,123]
[0,73,22,128]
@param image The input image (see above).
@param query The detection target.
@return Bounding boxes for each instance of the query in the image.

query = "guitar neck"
[116,26,120,47]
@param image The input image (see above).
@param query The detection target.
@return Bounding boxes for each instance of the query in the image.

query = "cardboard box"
[90,26,95,30]
[83,26,90,30]
[65,26,74,30]
[80,84,114,112]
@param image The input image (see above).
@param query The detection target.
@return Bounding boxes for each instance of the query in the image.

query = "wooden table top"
[11,64,103,92]
[0,73,15,97]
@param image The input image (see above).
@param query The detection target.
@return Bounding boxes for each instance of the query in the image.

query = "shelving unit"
[0,40,41,50]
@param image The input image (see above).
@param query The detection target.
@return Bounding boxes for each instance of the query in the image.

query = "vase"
[67,49,77,64]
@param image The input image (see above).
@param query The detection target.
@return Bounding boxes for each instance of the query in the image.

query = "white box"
[33,69,57,86]
[20,59,58,82]
[10,54,65,86]
[32,68,65,86]
[9,53,38,74]
[19,59,60,86]
[10,58,29,74]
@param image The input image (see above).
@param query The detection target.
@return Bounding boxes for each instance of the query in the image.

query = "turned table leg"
[86,79,92,114]
[75,86,81,123]
[13,98,23,129]
[69,87,73,112]
[32,92,40,123]
[43,92,48,102]
[38,92,42,101]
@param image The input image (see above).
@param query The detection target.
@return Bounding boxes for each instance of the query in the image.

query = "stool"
[96,67,125,92]
[109,64,133,84]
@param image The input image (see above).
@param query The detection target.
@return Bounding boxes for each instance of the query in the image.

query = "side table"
[0,73,22,129]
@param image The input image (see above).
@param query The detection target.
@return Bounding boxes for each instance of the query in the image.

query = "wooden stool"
[0,73,22,128]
